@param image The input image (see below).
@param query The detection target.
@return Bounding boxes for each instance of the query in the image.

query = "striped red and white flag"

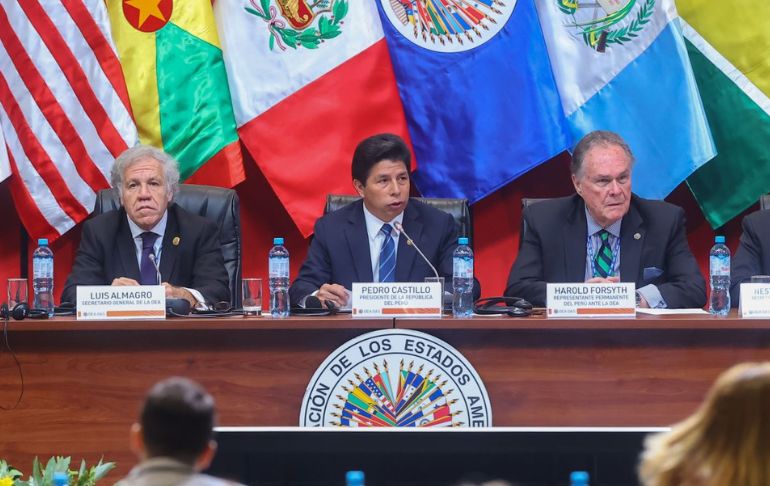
[0,0,137,241]
[0,126,9,182]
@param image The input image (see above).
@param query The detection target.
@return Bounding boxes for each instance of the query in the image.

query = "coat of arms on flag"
[380,0,515,52]
[301,330,492,427]
[557,0,655,52]
[244,0,349,51]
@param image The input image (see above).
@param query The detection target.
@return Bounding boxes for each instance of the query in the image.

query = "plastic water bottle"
[269,237,290,318]
[709,235,730,316]
[452,237,474,318]
[53,471,69,486]
[345,471,364,486]
[570,471,589,486]
[33,238,55,317]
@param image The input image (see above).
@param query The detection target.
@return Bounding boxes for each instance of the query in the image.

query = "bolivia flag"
[214,0,411,236]
[679,0,770,228]
[107,0,244,187]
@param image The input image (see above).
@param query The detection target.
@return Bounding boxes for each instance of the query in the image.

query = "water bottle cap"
[570,471,589,483]
[53,471,69,486]
[38,238,49,246]
[345,470,364,485]
[273,237,284,245]
[458,237,469,245]
[715,236,726,244]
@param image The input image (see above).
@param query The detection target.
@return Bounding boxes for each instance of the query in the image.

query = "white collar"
[127,208,169,239]
[362,202,404,241]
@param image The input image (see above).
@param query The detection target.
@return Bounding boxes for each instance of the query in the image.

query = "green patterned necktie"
[594,229,614,278]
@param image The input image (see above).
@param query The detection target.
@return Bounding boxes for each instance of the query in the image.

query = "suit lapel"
[117,211,141,282]
[159,206,180,283]
[619,200,644,283]
[563,197,587,282]
[395,203,421,281]
[345,202,373,282]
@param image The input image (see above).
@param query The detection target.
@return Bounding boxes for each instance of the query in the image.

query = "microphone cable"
[0,313,24,410]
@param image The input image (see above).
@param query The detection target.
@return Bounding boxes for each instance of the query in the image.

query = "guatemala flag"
[536,0,715,198]
[376,0,571,202]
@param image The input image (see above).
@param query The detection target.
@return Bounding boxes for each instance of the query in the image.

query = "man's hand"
[317,283,349,308]
[162,283,197,307]
[586,276,620,284]
[112,277,140,286]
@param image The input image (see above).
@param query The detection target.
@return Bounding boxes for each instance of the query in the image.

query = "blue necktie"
[139,232,160,285]
[378,223,395,282]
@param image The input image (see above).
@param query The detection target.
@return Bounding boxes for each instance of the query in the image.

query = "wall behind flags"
[0,146,749,306]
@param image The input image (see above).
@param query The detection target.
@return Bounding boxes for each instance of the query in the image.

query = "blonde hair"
[639,362,770,486]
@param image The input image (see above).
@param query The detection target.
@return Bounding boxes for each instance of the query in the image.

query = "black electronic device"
[473,296,533,317]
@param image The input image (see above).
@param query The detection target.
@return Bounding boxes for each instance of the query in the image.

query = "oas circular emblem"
[379,0,516,53]
[244,0,349,51]
[557,0,655,52]
[301,329,492,427]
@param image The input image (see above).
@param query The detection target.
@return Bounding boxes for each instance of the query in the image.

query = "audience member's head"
[639,362,770,486]
[131,377,217,468]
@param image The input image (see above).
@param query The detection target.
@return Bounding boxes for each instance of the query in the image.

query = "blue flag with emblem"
[376,0,570,201]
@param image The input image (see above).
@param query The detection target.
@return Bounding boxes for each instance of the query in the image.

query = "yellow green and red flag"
[678,0,770,227]
[107,0,244,187]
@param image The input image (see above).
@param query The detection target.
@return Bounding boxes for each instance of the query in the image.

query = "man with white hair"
[62,145,229,307]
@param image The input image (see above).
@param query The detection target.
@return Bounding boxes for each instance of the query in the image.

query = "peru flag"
[214,0,411,236]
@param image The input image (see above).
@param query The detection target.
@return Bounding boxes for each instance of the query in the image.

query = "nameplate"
[739,283,770,317]
[546,283,636,318]
[76,285,166,320]
[351,282,442,318]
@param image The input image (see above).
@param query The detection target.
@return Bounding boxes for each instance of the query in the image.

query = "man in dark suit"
[117,377,244,486]
[62,145,229,306]
[290,133,480,308]
[506,130,705,309]
[731,210,770,307]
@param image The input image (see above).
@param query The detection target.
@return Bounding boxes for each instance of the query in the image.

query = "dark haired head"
[140,377,215,464]
[571,130,634,177]
[351,133,411,185]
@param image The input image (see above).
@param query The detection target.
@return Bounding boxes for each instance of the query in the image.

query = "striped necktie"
[594,229,614,278]
[378,223,395,282]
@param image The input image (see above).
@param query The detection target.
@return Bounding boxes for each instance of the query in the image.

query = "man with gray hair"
[505,130,705,309]
[62,145,229,306]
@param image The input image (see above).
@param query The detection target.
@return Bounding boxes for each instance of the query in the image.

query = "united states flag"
[0,0,137,240]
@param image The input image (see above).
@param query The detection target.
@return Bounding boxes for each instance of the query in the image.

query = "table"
[1,312,768,479]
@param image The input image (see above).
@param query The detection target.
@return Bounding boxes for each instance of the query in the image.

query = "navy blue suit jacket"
[505,194,706,308]
[289,199,481,303]
[62,204,230,305]
[731,210,770,307]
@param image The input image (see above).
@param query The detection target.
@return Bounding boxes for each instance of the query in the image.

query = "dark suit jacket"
[62,204,230,305]
[289,198,481,303]
[731,210,770,307]
[505,194,706,308]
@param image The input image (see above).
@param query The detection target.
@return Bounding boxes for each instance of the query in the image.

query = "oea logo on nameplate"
[76,285,166,320]
[351,282,442,318]
[547,282,636,318]
[300,329,492,427]
[739,283,770,317]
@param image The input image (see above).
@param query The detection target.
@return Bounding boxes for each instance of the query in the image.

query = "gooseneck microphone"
[393,222,440,280]
[147,252,162,285]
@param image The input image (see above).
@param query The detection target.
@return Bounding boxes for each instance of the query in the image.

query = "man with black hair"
[117,377,242,486]
[290,133,480,308]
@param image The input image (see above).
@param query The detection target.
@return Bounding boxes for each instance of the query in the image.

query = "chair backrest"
[93,185,242,307]
[761,195,770,210]
[519,198,551,248]
[324,195,473,243]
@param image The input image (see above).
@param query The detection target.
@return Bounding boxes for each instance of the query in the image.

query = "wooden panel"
[3,313,770,481]
[398,313,770,427]
[0,316,391,479]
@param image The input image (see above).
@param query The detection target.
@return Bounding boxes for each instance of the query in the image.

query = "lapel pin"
[172,236,181,246]
[634,233,641,240]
